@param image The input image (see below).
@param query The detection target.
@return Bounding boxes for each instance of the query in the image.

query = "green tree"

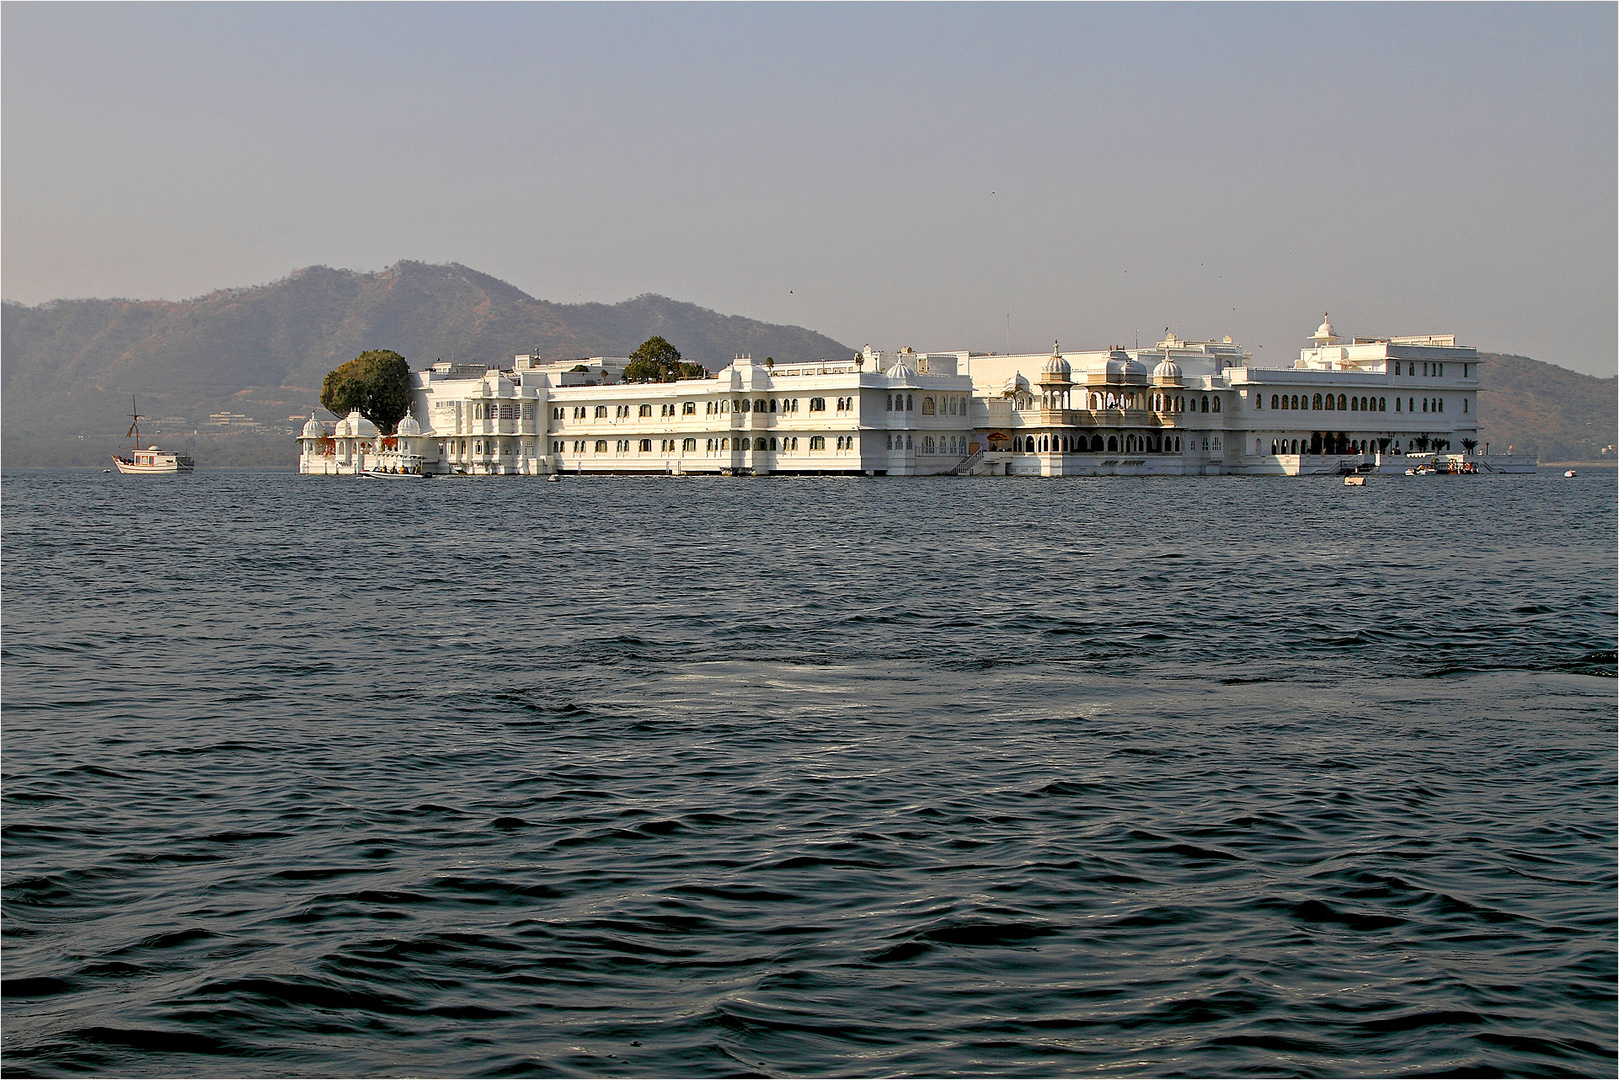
[1460,438,1478,454]
[623,336,706,382]
[320,349,412,434]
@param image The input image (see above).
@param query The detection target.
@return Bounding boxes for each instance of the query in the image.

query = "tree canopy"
[623,336,707,382]
[320,349,412,434]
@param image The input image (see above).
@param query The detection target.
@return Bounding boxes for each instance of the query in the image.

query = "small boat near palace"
[1404,455,1478,476]
[111,399,194,474]
[362,465,429,479]
[1564,469,1577,478]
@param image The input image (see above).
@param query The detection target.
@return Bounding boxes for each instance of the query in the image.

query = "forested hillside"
[1,261,850,452]
[1477,353,1616,462]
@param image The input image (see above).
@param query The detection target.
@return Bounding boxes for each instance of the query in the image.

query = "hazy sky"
[4,3,1615,375]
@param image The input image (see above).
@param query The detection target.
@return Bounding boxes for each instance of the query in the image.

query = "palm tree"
[1460,438,1477,455]
[1413,435,1431,452]
[1377,437,1392,454]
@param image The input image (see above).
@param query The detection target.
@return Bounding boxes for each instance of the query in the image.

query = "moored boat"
[111,399,194,474]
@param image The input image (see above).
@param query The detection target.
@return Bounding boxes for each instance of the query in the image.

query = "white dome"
[1152,358,1183,383]
[1001,372,1030,397]
[300,412,326,439]
[1098,352,1149,381]
[396,408,421,437]
[1040,342,1072,381]
[1314,312,1336,341]
[336,409,377,439]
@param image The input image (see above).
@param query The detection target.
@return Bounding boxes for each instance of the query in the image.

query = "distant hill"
[1477,353,1617,463]
[0,261,852,463]
[3,264,1613,467]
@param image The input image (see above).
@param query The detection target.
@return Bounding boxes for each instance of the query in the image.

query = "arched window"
[921,396,935,415]
[905,434,913,448]
[1422,399,1428,413]
[721,438,729,449]
[639,439,651,452]
[768,400,777,413]
[1201,396,1210,413]
[922,436,934,453]
[1438,398,1444,412]
[1269,394,1277,410]
[1338,394,1347,410]
[886,395,893,411]
[790,437,798,450]
[755,399,767,412]
[594,440,607,453]
[1090,434,1103,451]
[810,397,827,411]
[906,394,914,411]
[769,437,778,450]
[1213,397,1221,413]
[740,399,750,413]
[1107,435,1118,452]
[1463,398,1469,413]
[639,404,652,417]
[1379,397,1386,411]
[682,438,696,452]
[595,405,608,417]
[1324,394,1335,411]
[683,401,696,415]
[1311,393,1321,410]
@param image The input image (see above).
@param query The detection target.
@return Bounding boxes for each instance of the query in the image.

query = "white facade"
[299,316,1531,478]
[953,316,1510,476]
[300,354,976,476]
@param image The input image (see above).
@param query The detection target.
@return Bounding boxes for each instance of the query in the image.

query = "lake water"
[3,468,1614,1077]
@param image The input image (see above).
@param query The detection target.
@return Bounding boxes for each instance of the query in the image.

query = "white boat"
[362,466,428,479]
[1564,469,1577,478]
[111,399,194,474]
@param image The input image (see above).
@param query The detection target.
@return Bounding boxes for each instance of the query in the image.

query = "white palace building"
[299,315,1531,477]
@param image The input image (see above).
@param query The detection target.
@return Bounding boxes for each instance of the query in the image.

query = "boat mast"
[126,396,143,455]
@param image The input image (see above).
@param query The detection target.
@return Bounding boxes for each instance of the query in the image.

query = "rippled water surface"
[4,468,1615,1077]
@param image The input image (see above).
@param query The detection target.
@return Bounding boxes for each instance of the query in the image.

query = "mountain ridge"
[1,260,853,440]
[2,262,1612,465]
